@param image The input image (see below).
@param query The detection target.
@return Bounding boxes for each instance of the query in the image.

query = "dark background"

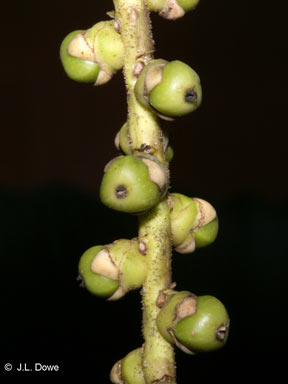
[0,0,287,381]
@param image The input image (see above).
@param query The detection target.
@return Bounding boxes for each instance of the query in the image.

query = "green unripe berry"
[62,21,124,85]
[100,155,166,213]
[121,348,145,384]
[174,295,230,353]
[60,30,100,83]
[157,291,229,354]
[135,60,201,118]
[78,246,119,298]
[169,193,218,253]
[149,60,202,117]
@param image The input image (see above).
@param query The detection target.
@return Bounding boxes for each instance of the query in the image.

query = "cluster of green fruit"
[110,293,229,384]
[79,239,229,384]
[60,2,230,381]
[60,21,201,118]
[59,1,201,85]
[78,190,225,372]
[78,193,218,300]
[60,19,203,217]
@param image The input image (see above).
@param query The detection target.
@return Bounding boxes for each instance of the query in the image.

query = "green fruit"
[169,194,218,253]
[60,30,100,83]
[177,0,200,12]
[61,21,124,86]
[100,156,164,213]
[78,246,119,298]
[121,348,145,384]
[134,60,202,118]
[174,295,230,353]
[194,217,219,248]
[149,60,202,117]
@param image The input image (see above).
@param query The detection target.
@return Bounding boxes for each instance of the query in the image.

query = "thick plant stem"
[114,0,166,162]
[138,202,175,383]
[114,0,175,382]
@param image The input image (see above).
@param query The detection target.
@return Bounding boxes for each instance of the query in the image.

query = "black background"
[0,0,287,382]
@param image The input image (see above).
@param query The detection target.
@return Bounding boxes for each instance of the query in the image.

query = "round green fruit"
[78,246,119,298]
[174,295,230,353]
[169,194,218,254]
[60,30,100,83]
[149,60,202,117]
[100,156,164,213]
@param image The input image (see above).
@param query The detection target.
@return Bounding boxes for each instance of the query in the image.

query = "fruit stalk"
[113,0,175,382]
